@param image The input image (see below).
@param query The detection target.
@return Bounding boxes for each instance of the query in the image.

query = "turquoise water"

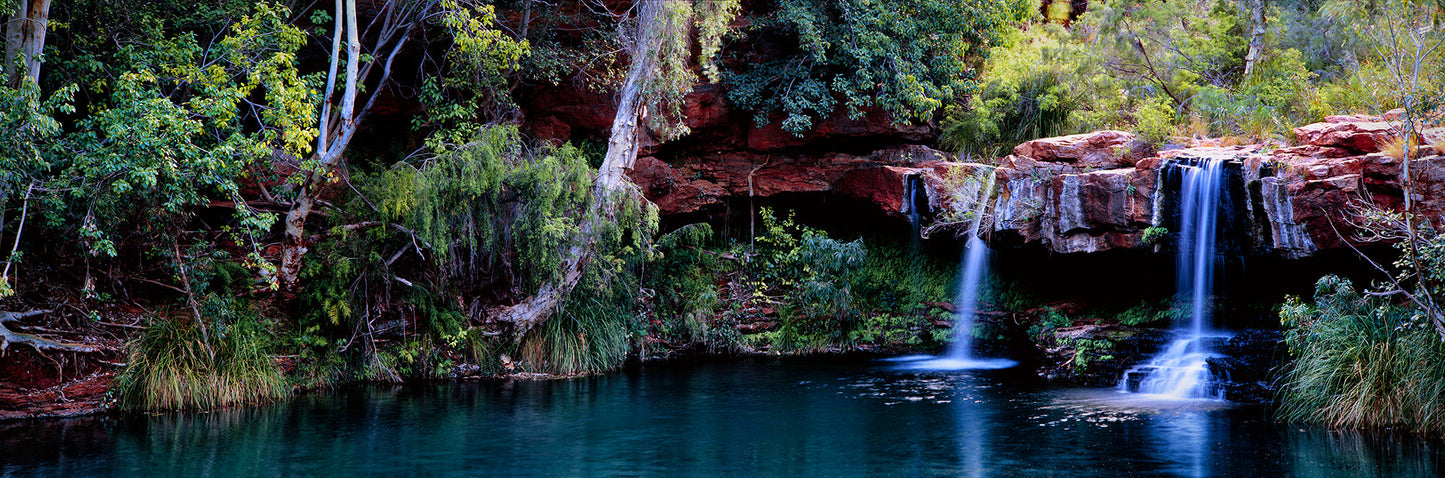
[4,357,1441,477]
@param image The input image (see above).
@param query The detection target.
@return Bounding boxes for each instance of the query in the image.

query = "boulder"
[1012,130,1152,168]
[1035,324,1171,387]
[1212,330,1287,403]
[1293,121,1398,154]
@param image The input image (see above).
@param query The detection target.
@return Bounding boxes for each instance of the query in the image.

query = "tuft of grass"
[1276,276,1445,435]
[518,295,633,375]
[1380,135,1419,161]
[113,297,288,411]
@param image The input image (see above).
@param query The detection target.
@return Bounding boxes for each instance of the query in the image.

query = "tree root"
[0,310,99,353]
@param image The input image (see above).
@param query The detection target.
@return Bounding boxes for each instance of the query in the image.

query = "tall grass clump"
[518,295,634,375]
[113,297,288,411]
[1276,275,1445,435]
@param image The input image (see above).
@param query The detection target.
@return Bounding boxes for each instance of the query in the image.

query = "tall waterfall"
[946,170,996,362]
[893,169,1014,370]
[1119,159,1230,399]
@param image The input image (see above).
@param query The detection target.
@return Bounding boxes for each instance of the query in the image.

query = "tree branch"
[0,309,98,353]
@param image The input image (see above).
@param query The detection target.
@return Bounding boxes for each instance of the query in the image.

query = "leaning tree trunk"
[0,310,97,353]
[490,38,650,340]
[490,1,665,340]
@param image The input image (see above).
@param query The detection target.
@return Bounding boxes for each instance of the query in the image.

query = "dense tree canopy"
[725,0,1019,135]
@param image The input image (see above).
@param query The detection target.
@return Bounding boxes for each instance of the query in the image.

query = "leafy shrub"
[742,209,866,350]
[1114,299,1181,326]
[646,224,725,345]
[1133,96,1178,145]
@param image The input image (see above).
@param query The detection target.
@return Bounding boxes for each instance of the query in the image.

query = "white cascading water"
[894,169,1014,370]
[1119,159,1230,399]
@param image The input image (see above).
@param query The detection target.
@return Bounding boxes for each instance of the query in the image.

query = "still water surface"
[3,357,1442,477]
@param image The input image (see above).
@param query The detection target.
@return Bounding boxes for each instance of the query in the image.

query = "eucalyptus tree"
[278,0,439,287]
[1335,0,1445,341]
[2,0,50,86]
[491,0,739,340]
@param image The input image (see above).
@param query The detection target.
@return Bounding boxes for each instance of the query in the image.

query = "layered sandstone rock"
[628,108,1441,259]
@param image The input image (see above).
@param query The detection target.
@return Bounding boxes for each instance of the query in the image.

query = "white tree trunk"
[490,1,669,340]
[19,0,47,83]
[279,0,362,287]
[491,69,646,339]
[2,0,49,86]
[2,0,24,83]
[1243,0,1266,77]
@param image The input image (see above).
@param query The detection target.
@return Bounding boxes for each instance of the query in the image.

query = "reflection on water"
[3,358,1442,477]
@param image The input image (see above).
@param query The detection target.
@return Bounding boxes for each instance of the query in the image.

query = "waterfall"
[947,170,997,362]
[906,175,926,239]
[892,168,1014,370]
[1119,159,1231,400]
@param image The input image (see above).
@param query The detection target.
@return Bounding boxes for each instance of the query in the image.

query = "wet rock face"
[1210,330,1288,403]
[983,117,1445,258]
[1034,324,1171,387]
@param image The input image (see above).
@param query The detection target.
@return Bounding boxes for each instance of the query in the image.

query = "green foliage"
[1277,276,1445,434]
[851,238,952,316]
[27,2,305,285]
[630,0,741,141]
[1133,96,1178,145]
[414,125,592,293]
[1187,48,1318,140]
[113,297,287,411]
[519,294,634,375]
[1027,307,1075,339]
[1061,337,1116,373]
[415,0,531,137]
[1114,299,1181,326]
[742,209,866,350]
[726,0,1009,136]
[850,313,932,346]
[1141,226,1169,246]
[1088,0,1247,102]
[941,23,1096,156]
[646,224,729,348]
[439,0,530,93]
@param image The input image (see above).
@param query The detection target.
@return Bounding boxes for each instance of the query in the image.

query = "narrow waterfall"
[1119,159,1231,399]
[893,168,1014,370]
[906,175,926,239]
[946,170,997,363]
